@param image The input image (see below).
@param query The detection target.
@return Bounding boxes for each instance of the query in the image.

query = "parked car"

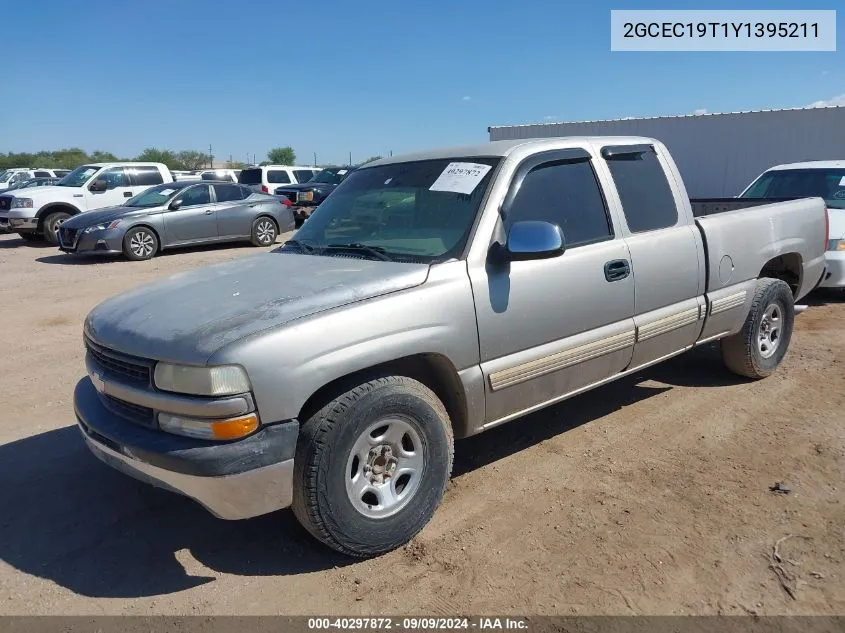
[58,181,293,260]
[238,165,320,194]
[3,177,62,191]
[691,161,844,290]
[74,137,826,557]
[275,166,356,222]
[200,169,241,183]
[0,162,172,244]
[171,170,201,181]
[0,168,68,191]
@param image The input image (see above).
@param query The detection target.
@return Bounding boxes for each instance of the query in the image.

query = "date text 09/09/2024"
[307,618,529,630]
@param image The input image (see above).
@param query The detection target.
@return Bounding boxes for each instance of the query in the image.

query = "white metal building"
[488,106,845,197]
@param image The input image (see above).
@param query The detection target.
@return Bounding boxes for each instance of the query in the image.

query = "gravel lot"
[0,231,842,616]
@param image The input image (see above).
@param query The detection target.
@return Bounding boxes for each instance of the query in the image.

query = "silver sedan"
[57,181,294,260]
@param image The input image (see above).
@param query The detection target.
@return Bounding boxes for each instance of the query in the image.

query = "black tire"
[291,375,454,558]
[722,278,795,379]
[16,232,41,242]
[122,226,159,261]
[42,211,71,245]
[250,216,278,246]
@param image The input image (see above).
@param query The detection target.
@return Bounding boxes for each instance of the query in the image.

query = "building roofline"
[489,105,845,130]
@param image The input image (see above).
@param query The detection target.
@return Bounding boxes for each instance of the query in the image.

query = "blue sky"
[2,0,842,165]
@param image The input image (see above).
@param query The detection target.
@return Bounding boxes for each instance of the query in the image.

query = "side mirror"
[506,221,565,261]
[169,199,183,211]
[89,179,107,192]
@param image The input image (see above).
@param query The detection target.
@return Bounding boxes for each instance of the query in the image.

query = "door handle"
[123,191,133,198]
[604,259,630,282]
[204,210,213,215]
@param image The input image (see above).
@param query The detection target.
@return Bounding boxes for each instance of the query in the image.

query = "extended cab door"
[470,148,636,426]
[597,144,706,369]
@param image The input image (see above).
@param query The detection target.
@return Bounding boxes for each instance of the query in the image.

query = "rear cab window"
[603,145,678,232]
[238,168,262,185]
[129,166,164,186]
[268,170,291,184]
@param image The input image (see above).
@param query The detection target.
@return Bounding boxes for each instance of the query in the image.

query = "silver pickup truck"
[75,137,828,557]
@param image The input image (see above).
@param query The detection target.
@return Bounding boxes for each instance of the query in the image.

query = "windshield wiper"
[283,238,319,254]
[325,243,393,261]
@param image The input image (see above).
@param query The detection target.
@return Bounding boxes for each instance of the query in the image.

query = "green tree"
[176,150,210,171]
[135,147,178,168]
[259,160,271,167]
[266,146,296,165]
[90,150,120,163]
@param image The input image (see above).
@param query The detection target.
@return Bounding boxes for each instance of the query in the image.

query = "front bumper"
[819,250,845,288]
[59,227,123,255]
[0,213,37,233]
[74,377,299,520]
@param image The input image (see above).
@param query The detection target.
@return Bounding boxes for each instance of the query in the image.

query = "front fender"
[208,261,482,426]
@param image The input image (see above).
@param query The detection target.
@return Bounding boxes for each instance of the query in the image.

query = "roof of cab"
[362,136,659,167]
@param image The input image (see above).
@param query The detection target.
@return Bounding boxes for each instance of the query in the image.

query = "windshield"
[125,183,183,208]
[311,169,349,185]
[742,168,845,209]
[285,157,500,263]
[58,165,101,187]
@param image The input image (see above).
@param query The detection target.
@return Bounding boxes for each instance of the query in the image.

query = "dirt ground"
[0,230,842,616]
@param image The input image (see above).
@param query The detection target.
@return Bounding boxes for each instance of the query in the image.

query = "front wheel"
[16,232,41,242]
[122,226,159,261]
[42,211,71,245]
[291,375,454,557]
[722,278,795,378]
[250,216,278,246]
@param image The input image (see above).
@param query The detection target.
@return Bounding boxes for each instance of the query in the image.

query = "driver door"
[162,184,218,243]
[86,167,136,210]
[470,149,636,425]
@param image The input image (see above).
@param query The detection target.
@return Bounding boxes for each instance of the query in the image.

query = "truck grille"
[103,395,156,428]
[85,337,152,386]
[0,196,10,211]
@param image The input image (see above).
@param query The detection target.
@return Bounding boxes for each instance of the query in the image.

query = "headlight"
[158,412,258,440]
[83,220,121,233]
[829,239,845,252]
[11,198,33,208]
[153,363,251,396]
[297,191,314,202]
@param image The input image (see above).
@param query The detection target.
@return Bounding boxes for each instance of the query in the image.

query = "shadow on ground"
[0,236,51,249]
[0,346,744,599]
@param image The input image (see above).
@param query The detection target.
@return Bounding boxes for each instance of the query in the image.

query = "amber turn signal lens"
[210,414,259,440]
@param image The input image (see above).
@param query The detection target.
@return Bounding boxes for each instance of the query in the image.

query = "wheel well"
[759,253,802,298]
[297,354,470,438]
[129,224,162,252]
[36,204,79,229]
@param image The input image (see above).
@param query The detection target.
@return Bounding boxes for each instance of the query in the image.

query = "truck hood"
[85,253,430,364]
[62,205,160,228]
[5,185,79,201]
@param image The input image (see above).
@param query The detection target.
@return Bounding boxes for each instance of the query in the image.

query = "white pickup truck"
[0,162,172,244]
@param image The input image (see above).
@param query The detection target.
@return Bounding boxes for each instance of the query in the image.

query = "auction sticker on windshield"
[429,162,492,195]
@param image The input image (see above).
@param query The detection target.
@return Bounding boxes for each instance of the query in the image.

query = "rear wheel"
[42,211,71,245]
[251,216,278,246]
[291,375,453,557]
[122,226,158,261]
[722,278,794,379]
